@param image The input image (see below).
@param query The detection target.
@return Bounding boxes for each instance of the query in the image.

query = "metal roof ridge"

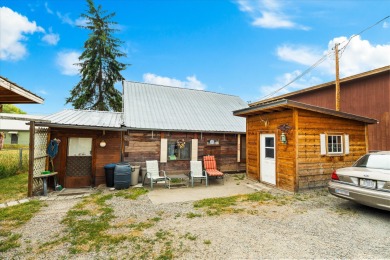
[123,80,244,98]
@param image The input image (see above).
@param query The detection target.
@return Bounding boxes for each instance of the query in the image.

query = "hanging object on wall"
[176,139,186,149]
[277,124,292,145]
[47,138,61,171]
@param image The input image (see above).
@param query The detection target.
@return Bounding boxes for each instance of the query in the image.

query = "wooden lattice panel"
[66,156,92,177]
[33,127,49,193]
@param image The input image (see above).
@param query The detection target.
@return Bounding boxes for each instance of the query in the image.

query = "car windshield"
[353,154,390,170]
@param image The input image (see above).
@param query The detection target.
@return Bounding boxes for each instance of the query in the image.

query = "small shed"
[38,110,123,188]
[234,99,377,192]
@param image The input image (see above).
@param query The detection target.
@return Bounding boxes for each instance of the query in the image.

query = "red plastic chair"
[203,155,224,184]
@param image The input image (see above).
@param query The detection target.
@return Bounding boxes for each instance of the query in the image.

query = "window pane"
[327,135,343,153]
[168,140,191,160]
[265,137,274,147]
[265,148,274,158]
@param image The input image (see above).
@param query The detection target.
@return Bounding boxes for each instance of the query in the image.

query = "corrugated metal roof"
[123,81,248,133]
[40,110,123,129]
[0,114,44,130]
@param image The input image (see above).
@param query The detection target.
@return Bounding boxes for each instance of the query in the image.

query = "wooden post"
[28,121,35,197]
[335,43,341,111]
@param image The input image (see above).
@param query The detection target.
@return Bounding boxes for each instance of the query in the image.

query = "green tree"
[66,0,128,111]
[1,104,26,114]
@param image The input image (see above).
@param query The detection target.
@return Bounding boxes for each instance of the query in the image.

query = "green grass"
[0,200,43,252]
[115,188,148,200]
[0,149,29,179]
[0,173,28,204]
[193,191,291,216]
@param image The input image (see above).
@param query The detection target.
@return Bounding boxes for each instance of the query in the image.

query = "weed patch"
[0,200,42,252]
[115,188,148,200]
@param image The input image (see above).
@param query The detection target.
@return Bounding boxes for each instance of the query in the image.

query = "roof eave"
[0,77,44,104]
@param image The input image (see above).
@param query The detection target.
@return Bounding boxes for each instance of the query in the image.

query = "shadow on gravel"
[334,199,389,219]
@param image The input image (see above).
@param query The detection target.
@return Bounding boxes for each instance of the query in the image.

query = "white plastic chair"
[143,160,169,190]
[189,161,208,187]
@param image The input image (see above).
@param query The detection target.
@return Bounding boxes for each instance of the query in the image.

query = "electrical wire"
[259,15,390,101]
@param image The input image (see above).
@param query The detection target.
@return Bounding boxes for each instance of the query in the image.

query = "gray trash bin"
[131,166,140,185]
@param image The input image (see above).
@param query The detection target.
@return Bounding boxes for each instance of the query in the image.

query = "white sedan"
[328,151,390,211]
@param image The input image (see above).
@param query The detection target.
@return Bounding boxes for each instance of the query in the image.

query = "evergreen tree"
[66,0,127,111]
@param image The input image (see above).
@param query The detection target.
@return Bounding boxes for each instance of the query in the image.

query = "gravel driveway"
[2,178,390,259]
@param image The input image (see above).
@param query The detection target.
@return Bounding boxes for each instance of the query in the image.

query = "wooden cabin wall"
[246,110,296,192]
[296,109,367,191]
[123,130,245,175]
[287,71,389,151]
[50,128,122,187]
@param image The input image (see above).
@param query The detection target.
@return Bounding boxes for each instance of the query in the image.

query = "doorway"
[260,134,276,185]
[65,137,93,188]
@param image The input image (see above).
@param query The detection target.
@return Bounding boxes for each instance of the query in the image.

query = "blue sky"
[1,0,389,115]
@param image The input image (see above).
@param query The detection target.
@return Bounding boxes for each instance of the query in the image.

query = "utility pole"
[334,43,341,111]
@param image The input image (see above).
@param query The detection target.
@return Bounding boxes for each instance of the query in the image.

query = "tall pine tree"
[66,0,127,111]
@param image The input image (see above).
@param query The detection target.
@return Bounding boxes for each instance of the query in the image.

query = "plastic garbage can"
[114,163,131,189]
[104,163,116,187]
[131,166,140,185]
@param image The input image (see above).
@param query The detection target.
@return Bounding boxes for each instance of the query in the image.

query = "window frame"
[327,134,343,155]
[167,140,191,161]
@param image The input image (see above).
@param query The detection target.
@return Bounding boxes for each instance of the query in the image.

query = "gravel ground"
[2,179,390,259]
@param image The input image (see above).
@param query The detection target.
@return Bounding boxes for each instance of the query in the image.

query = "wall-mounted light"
[100,140,107,148]
[281,132,287,144]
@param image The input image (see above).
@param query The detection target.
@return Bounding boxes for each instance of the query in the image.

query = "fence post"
[19,148,23,170]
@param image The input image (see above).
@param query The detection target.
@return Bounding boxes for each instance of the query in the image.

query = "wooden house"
[0,113,43,146]
[250,66,390,151]
[37,82,248,188]
[38,110,123,188]
[122,81,247,175]
[234,99,377,192]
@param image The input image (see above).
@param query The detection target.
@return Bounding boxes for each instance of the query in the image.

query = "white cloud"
[38,89,48,95]
[42,27,60,45]
[0,7,44,61]
[259,70,322,99]
[56,51,80,76]
[277,44,322,66]
[277,36,390,77]
[143,73,206,90]
[383,21,389,29]
[236,0,309,30]
[260,35,390,100]
[44,2,53,14]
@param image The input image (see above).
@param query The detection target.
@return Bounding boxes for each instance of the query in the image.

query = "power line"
[259,15,390,101]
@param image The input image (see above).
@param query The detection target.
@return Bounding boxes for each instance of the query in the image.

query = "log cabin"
[234,99,377,192]
[36,82,248,188]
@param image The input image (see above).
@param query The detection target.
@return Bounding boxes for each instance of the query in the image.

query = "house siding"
[123,130,245,175]
[245,108,369,192]
[50,128,122,188]
[296,109,367,191]
[283,71,389,151]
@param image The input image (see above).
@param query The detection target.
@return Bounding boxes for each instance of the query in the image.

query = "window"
[264,137,275,158]
[11,134,18,144]
[168,140,191,160]
[327,135,343,154]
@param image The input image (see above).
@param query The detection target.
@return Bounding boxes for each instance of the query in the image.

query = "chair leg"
[206,176,208,186]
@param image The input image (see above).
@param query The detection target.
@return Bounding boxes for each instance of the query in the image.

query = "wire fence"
[0,148,29,179]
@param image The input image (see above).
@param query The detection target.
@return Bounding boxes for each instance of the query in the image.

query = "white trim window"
[327,135,343,154]
[320,133,349,156]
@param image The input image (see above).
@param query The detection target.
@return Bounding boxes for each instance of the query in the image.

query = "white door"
[260,134,276,185]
